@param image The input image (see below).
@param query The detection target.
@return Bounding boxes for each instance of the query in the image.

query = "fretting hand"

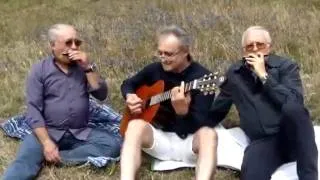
[171,81,191,115]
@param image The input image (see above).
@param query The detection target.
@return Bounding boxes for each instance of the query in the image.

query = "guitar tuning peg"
[204,91,208,95]
[209,91,214,95]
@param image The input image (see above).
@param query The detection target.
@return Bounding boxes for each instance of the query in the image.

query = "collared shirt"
[210,54,304,140]
[121,61,215,138]
[26,56,107,141]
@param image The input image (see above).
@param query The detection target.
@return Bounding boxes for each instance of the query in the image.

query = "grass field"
[0,0,320,179]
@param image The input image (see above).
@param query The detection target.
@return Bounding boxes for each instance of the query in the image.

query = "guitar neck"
[149,80,197,106]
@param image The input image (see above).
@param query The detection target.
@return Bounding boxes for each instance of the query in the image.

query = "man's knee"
[282,102,307,117]
[124,119,153,147]
[196,126,217,142]
[282,102,313,128]
[193,127,217,153]
[17,134,43,159]
[125,119,149,136]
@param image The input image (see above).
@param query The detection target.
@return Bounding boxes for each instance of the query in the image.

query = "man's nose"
[70,41,78,49]
[252,44,258,51]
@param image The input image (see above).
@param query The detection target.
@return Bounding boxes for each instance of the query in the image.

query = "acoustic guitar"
[119,72,225,136]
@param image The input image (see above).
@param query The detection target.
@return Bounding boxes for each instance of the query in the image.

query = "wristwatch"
[84,63,97,73]
[260,73,269,84]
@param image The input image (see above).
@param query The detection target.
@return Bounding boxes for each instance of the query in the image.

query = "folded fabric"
[0,98,123,168]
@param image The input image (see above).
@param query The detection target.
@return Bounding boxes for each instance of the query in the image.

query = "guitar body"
[119,72,225,136]
[120,80,165,136]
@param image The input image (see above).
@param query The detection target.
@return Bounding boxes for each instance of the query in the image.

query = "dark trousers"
[241,103,318,180]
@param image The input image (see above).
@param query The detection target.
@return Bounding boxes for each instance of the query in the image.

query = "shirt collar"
[51,56,77,75]
[265,54,282,68]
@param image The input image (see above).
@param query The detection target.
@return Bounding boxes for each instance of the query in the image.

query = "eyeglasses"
[65,38,82,47]
[244,42,269,52]
[156,49,181,58]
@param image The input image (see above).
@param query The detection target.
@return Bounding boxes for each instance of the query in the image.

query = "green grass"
[0,0,319,179]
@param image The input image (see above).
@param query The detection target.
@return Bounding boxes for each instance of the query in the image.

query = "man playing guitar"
[120,25,217,180]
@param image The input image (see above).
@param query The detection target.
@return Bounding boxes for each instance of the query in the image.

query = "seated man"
[120,25,217,180]
[3,24,121,180]
[210,26,318,180]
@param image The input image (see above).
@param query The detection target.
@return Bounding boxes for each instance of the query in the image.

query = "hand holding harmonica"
[243,52,268,79]
[62,50,90,70]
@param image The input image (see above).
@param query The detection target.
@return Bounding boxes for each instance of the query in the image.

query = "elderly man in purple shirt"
[3,24,121,180]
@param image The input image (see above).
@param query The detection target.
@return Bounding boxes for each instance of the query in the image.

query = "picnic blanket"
[0,98,123,167]
[152,125,320,180]
[2,100,320,180]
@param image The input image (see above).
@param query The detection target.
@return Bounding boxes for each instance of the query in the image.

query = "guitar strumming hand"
[171,81,191,115]
[126,93,143,115]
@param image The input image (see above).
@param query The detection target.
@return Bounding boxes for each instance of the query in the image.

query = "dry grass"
[0,0,319,179]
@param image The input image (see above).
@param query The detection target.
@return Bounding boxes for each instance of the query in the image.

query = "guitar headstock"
[196,72,226,95]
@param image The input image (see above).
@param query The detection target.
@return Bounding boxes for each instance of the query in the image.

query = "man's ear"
[49,41,55,47]
[48,41,56,53]
[266,44,272,54]
[182,47,190,58]
[48,42,55,55]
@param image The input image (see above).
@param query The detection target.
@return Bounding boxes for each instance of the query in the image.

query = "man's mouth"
[162,61,172,65]
[62,51,69,56]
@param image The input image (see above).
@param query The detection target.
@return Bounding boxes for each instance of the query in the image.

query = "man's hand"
[43,139,61,163]
[245,52,268,78]
[126,93,143,115]
[67,50,90,70]
[171,81,191,115]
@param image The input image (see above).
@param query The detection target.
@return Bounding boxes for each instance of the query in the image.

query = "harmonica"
[242,55,269,68]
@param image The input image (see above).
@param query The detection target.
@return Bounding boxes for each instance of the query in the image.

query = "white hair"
[241,26,272,47]
[47,24,75,44]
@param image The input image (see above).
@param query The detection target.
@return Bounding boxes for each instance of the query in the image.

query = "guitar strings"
[149,81,194,106]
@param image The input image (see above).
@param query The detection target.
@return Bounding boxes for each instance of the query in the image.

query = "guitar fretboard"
[149,80,197,106]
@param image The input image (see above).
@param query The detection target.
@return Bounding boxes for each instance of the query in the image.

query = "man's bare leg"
[120,119,153,180]
[193,127,218,180]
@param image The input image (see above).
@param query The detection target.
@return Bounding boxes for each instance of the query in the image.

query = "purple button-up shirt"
[26,56,107,141]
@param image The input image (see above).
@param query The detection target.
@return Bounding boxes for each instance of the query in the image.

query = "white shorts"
[142,124,197,164]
